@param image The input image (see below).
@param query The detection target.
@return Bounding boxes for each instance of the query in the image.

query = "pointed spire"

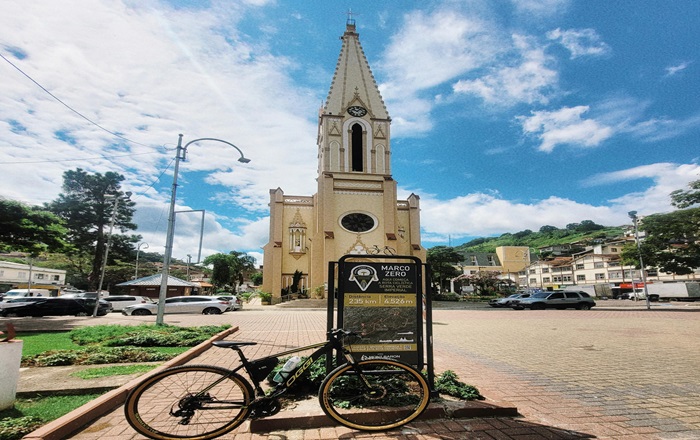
[324,22,389,120]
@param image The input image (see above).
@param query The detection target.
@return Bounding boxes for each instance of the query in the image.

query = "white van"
[2,288,51,299]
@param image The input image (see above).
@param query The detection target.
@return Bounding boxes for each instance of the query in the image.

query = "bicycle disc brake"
[170,393,214,425]
[249,397,281,419]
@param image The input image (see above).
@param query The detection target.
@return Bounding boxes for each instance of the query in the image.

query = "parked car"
[60,291,103,299]
[216,295,243,311]
[511,290,596,310]
[1,297,112,317]
[2,288,51,299]
[488,293,531,308]
[102,295,155,312]
[122,295,230,316]
[0,297,48,313]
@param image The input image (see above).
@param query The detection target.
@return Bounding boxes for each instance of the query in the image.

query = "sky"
[1,0,699,266]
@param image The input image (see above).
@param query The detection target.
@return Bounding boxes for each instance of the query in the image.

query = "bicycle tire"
[318,359,430,431]
[124,365,254,440]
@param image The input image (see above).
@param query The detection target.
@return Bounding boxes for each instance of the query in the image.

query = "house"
[0,260,66,295]
[116,274,197,299]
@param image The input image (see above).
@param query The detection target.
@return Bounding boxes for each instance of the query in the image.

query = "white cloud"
[546,28,611,59]
[453,34,559,106]
[519,106,614,152]
[665,61,691,77]
[510,0,571,17]
[417,162,700,245]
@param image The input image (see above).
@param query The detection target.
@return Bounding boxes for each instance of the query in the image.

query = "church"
[262,20,425,303]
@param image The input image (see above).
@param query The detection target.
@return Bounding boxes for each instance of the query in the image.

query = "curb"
[22,326,240,440]
[249,398,519,432]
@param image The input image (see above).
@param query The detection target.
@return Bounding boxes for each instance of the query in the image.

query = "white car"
[102,295,155,312]
[122,295,230,316]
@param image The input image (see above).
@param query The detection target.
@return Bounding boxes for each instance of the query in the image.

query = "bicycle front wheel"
[124,365,254,440]
[318,359,430,431]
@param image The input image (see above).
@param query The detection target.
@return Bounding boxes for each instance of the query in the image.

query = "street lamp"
[135,242,149,279]
[186,254,192,281]
[93,191,132,317]
[156,134,250,325]
[628,211,651,310]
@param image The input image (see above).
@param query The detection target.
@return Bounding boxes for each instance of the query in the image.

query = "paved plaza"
[8,302,700,439]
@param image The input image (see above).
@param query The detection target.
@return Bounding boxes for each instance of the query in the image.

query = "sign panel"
[340,261,421,366]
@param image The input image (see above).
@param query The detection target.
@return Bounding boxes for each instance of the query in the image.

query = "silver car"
[511,291,596,310]
[488,293,531,308]
[122,295,230,316]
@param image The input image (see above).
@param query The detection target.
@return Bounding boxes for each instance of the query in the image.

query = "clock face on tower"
[340,212,376,233]
[347,106,367,117]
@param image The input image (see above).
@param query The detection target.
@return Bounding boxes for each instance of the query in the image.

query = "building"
[262,21,425,303]
[0,260,66,295]
[116,273,197,299]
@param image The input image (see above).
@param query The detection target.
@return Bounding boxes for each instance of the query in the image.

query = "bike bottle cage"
[212,341,258,348]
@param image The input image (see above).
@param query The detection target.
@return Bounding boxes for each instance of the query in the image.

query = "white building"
[0,261,66,295]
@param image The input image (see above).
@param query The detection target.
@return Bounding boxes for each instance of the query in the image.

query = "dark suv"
[511,290,596,310]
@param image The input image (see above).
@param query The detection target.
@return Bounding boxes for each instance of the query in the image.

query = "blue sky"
[1,0,698,265]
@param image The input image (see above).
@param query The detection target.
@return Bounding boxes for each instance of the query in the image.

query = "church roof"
[324,22,389,120]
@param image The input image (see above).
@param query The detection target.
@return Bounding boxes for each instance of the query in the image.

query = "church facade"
[262,21,425,302]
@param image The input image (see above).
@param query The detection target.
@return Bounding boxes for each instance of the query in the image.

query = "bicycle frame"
[219,330,357,400]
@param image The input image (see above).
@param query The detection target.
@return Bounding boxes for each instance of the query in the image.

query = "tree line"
[0,168,256,293]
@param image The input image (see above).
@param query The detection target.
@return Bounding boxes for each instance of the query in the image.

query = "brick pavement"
[10,303,700,439]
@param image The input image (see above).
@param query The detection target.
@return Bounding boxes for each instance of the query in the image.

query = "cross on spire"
[346,8,357,26]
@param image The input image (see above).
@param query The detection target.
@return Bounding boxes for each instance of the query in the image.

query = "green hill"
[453,222,625,255]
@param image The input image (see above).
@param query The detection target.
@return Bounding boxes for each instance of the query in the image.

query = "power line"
[1,51,154,149]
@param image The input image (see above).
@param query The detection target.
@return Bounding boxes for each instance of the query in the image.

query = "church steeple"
[318,22,391,176]
[323,23,389,120]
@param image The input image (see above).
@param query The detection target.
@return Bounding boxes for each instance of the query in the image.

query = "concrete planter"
[0,339,23,410]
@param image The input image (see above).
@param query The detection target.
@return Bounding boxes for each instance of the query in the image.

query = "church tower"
[262,20,425,302]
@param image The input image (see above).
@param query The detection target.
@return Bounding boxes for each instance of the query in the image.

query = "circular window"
[340,213,376,233]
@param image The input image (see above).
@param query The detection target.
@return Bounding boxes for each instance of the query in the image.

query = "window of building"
[609,262,620,267]
[487,256,495,266]
[35,273,45,280]
[542,277,550,283]
[529,278,537,284]
[553,276,562,282]
[53,275,60,281]
[351,123,363,171]
[542,268,549,273]
[576,264,585,270]
[577,274,586,281]
[609,271,621,279]
[340,212,375,233]
[595,273,606,280]
[529,269,536,274]
[471,256,477,265]
[563,275,572,282]
[611,247,618,252]
[560,266,572,272]
[594,262,605,268]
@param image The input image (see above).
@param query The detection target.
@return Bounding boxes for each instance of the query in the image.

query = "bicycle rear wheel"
[318,359,430,431]
[124,365,254,440]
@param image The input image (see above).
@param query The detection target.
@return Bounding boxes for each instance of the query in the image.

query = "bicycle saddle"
[212,341,258,348]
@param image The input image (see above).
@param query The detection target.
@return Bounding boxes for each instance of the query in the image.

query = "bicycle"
[124,329,431,439]
[368,245,396,255]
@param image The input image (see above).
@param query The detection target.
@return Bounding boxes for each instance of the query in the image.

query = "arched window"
[351,123,363,171]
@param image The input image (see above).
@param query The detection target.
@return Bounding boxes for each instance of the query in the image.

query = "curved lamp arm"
[181,135,251,163]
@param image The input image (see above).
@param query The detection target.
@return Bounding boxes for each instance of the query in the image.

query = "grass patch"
[0,394,102,440]
[15,332,78,358]
[70,364,159,380]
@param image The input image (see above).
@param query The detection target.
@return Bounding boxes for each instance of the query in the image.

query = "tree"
[203,251,256,292]
[426,246,463,292]
[622,208,700,275]
[671,179,700,209]
[46,169,139,289]
[0,199,68,255]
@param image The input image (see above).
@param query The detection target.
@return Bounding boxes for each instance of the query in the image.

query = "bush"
[0,416,43,440]
[434,370,484,400]
[434,292,461,301]
[258,291,272,303]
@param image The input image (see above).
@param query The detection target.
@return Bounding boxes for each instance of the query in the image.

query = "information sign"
[339,261,422,366]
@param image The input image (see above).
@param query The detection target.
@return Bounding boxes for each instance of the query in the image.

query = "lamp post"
[156,134,250,325]
[93,191,132,317]
[135,242,149,279]
[186,254,192,281]
[628,211,651,310]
